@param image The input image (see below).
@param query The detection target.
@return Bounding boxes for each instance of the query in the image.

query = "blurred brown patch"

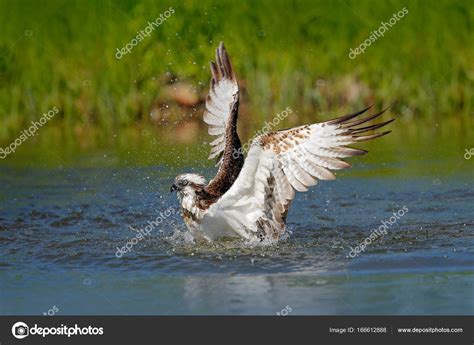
[172,119,200,143]
[165,82,200,107]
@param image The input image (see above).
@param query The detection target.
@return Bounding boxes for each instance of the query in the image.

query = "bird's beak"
[170,183,177,193]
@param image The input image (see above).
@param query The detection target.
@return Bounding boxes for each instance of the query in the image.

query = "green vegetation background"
[0,0,472,166]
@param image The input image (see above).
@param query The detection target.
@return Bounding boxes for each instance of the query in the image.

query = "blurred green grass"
[0,0,472,149]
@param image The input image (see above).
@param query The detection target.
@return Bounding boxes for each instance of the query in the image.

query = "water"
[0,161,473,315]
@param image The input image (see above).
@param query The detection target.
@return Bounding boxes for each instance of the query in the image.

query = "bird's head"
[170,173,206,199]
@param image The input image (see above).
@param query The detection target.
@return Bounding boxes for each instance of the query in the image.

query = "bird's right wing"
[201,106,393,241]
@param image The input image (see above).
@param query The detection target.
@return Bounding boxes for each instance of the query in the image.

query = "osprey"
[171,42,393,242]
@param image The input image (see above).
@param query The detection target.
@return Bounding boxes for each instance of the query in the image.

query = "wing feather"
[203,111,224,126]
[289,156,318,187]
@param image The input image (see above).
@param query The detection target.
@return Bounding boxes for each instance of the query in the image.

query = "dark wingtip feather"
[350,118,395,134]
[342,107,390,128]
[210,61,219,81]
[220,42,234,80]
[215,45,224,77]
[353,130,392,142]
[326,105,374,125]
[212,42,235,81]
[347,147,368,155]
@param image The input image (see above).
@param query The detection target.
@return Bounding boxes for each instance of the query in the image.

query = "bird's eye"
[182,180,188,186]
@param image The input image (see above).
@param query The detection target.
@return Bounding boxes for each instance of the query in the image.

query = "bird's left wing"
[203,42,245,197]
[201,107,393,240]
[204,42,241,166]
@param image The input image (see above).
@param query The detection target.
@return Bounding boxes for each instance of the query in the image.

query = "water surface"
[1,155,472,315]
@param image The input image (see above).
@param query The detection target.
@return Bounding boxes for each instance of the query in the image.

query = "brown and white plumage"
[204,43,239,164]
[202,42,244,199]
[171,43,394,242]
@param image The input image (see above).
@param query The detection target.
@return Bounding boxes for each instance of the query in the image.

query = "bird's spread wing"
[204,42,240,166]
[202,106,393,240]
[202,43,244,198]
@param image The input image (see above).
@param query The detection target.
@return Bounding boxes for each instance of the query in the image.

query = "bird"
[170,42,394,243]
